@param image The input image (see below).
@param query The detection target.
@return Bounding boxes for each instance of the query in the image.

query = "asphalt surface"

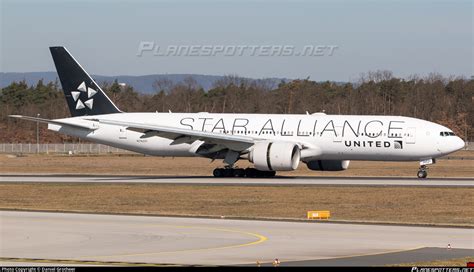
[258,247,474,266]
[1,211,473,266]
[1,175,473,187]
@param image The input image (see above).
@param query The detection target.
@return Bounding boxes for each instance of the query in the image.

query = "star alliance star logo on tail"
[71,81,97,110]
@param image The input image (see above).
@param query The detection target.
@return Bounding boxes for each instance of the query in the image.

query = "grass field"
[1,183,473,226]
[0,150,473,177]
[1,151,472,226]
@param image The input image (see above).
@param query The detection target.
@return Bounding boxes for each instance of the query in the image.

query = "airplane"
[10,46,466,179]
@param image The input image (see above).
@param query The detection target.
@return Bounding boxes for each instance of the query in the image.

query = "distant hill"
[0,72,287,93]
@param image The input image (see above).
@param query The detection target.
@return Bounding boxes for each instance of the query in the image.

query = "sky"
[1,0,472,81]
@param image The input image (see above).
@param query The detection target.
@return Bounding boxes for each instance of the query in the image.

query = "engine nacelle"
[306,160,350,171]
[249,142,301,171]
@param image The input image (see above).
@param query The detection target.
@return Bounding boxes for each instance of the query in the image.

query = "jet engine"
[306,160,350,171]
[249,142,300,171]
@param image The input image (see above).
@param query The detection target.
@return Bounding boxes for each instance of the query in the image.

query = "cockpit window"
[440,131,456,136]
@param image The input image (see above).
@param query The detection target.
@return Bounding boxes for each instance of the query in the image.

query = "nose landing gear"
[417,158,435,179]
[417,165,428,179]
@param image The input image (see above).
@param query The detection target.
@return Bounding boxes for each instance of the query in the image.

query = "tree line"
[1,71,472,143]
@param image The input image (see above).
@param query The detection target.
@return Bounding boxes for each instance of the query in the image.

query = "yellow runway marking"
[5,213,440,265]
[12,216,268,261]
[0,257,183,266]
[79,224,268,259]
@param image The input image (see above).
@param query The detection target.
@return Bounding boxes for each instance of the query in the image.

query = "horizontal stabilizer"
[9,115,98,130]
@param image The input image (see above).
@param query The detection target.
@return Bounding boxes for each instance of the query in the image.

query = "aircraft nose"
[453,136,465,151]
[438,136,465,155]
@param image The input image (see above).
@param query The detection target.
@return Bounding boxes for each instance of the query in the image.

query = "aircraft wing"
[9,115,98,130]
[91,118,255,151]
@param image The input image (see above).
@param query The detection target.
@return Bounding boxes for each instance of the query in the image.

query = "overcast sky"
[1,0,472,81]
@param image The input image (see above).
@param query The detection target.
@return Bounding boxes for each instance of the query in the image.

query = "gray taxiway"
[1,211,473,266]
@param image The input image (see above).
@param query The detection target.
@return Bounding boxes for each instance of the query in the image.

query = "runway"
[1,211,473,266]
[1,174,473,187]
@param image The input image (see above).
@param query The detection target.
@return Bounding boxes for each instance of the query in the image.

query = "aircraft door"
[119,127,127,140]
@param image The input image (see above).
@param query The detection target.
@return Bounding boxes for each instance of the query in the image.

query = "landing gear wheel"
[417,170,427,179]
[234,168,245,177]
[265,171,276,177]
[213,168,224,177]
[417,165,428,179]
[214,167,277,178]
[213,167,246,177]
[244,168,276,178]
[223,168,234,177]
[244,168,258,178]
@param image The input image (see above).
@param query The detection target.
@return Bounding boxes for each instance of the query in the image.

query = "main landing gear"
[213,167,276,178]
[214,150,276,178]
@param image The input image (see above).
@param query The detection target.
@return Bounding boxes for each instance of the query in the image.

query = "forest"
[1,70,472,143]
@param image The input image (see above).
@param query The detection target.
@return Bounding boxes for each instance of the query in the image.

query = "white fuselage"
[48,112,465,162]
